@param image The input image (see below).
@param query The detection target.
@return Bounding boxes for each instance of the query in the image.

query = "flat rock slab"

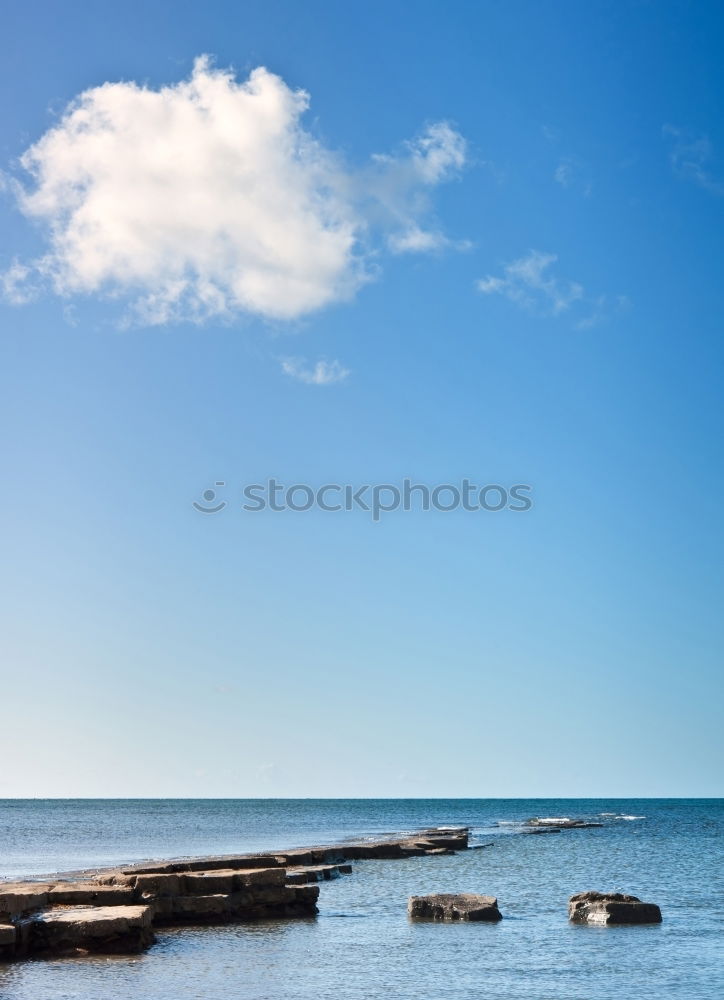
[2,827,465,962]
[0,885,52,919]
[151,884,320,925]
[97,828,467,878]
[48,884,134,906]
[23,904,155,955]
[408,893,502,922]
[285,864,353,884]
[569,892,662,925]
[0,881,132,917]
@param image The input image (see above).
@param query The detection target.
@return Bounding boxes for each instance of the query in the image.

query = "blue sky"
[1,0,722,797]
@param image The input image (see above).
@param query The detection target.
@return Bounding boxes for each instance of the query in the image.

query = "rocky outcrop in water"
[568,891,662,925]
[408,893,502,922]
[0,828,468,960]
[525,818,603,831]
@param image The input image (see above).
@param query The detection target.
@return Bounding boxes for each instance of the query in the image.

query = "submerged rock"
[526,818,603,830]
[408,893,502,922]
[568,891,662,925]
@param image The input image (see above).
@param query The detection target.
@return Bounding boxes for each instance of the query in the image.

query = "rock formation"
[568,891,662,925]
[408,893,502,921]
[0,827,468,960]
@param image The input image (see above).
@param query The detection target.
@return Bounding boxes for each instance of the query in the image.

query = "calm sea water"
[0,799,722,1000]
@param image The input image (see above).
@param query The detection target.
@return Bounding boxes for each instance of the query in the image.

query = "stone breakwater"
[0,828,468,961]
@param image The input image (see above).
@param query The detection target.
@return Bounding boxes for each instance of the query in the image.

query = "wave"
[597,813,645,821]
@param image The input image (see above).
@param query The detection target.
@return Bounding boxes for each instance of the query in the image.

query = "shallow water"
[0,799,721,999]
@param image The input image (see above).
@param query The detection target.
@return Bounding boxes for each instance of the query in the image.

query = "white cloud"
[388,226,447,254]
[368,121,466,256]
[554,161,573,187]
[387,225,471,255]
[553,157,592,196]
[477,250,583,315]
[0,260,36,304]
[663,125,724,195]
[477,250,628,328]
[3,58,466,323]
[280,357,350,385]
[574,293,629,330]
[408,121,466,183]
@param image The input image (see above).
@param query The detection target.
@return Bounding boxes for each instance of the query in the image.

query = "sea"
[0,799,721,1000]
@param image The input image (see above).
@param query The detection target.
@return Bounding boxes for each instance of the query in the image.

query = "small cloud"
[554,157,592,196]
[663,125,724,195]
[280,357,350,385]
[554,160,573,187]
[477,250,627,328]
[387,226,472,255]
[1,259,37,304]
[407,121,466,184]
[388,226,448,254]
[368,121,467,254]
[477,250,583,315]
[574,294,630,330]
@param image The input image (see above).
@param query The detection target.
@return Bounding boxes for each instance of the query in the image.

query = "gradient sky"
[1,0,723,797]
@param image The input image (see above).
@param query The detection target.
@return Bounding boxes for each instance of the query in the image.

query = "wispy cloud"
[663,125,724,195]
[540,125,592,195]
[280,357,350,385]
[554,157,592,197]
[573,293,630,331]
[1,260,36,304]
[367,121,467,256]
[2,58,467,324]
[387,226,471,255]
[477,249,627,328]
[477,250,584,315]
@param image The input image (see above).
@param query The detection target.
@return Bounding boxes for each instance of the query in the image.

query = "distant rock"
[408,893,502,922]
[525,818,603,830]
[568,891,662,925]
